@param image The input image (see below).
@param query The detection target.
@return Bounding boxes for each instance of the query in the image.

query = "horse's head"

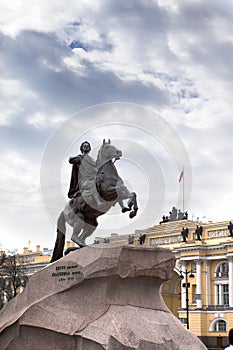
[96,139,122,169]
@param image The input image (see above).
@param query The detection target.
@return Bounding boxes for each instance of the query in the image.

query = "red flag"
[179,168,184,182]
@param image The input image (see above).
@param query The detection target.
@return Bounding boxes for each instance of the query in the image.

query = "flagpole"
[183,167,185,213]
[179,167,185,213]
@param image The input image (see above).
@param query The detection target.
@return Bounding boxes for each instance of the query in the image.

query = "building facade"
[95,219,233,349]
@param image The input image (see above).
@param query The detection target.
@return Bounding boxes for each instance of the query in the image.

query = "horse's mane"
[96,142,119,170]
[96,146,103,170]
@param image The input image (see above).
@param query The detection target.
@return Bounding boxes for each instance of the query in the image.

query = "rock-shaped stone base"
[0,244,207,349]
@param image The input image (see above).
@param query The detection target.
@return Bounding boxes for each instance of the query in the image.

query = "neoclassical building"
[95,218,233,349]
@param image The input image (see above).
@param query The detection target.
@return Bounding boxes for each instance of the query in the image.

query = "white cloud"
[0,0,233,251]
[0,0,94,38]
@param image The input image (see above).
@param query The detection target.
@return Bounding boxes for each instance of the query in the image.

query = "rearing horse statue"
[50,139,138,262]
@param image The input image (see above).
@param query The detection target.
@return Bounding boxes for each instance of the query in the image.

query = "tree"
[0,250,26,308]
[0,250,6,309]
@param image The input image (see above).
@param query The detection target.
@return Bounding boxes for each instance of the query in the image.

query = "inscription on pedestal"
[51,265,81,282]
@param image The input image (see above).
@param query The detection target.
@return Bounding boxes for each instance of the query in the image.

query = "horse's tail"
[50,211,66,263]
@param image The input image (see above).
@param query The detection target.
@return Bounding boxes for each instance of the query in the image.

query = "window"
[215,262,229,306]
[191,284,196,304]
[216,262,229,278]
[215,284,229,306]
[214,320,227,332]
[179,318,187,325]
[210,319,227,332]
[223,285,229,305]
[216,285,220,305]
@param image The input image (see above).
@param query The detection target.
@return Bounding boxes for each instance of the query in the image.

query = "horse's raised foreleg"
[129,192,138,218]
[115,185,133,213]
[50,211,66,263]
[118,199,131,213]
[116,186,138,218]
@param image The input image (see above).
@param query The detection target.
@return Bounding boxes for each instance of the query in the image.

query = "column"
[196,259,202,309]
[214,284,218,306]
[181,261,186,309]
[228,256,233,307]
[206,260,211,307]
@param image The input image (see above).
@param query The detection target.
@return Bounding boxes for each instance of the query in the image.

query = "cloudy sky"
[0,0,233,252]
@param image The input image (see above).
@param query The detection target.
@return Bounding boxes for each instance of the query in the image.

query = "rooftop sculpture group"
[51,139,138,262]
[160,206,188,224]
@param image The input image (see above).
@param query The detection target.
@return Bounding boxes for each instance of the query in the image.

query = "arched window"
[215,262,229,306]
[216,262,229,278]
[214,320,227,332]
[209,319,227,332]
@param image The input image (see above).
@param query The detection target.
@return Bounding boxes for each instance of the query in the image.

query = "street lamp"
[179,269,195,329]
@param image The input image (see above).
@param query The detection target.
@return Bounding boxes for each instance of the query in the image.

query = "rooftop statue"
[195,225,203,241]
[181,227,189,242]
[51,139,138,262]
[228,221,233,237]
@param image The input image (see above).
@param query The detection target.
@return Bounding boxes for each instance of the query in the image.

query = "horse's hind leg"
[78,219,98,246]
[50,211,66,263]
[71,213,85,246]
